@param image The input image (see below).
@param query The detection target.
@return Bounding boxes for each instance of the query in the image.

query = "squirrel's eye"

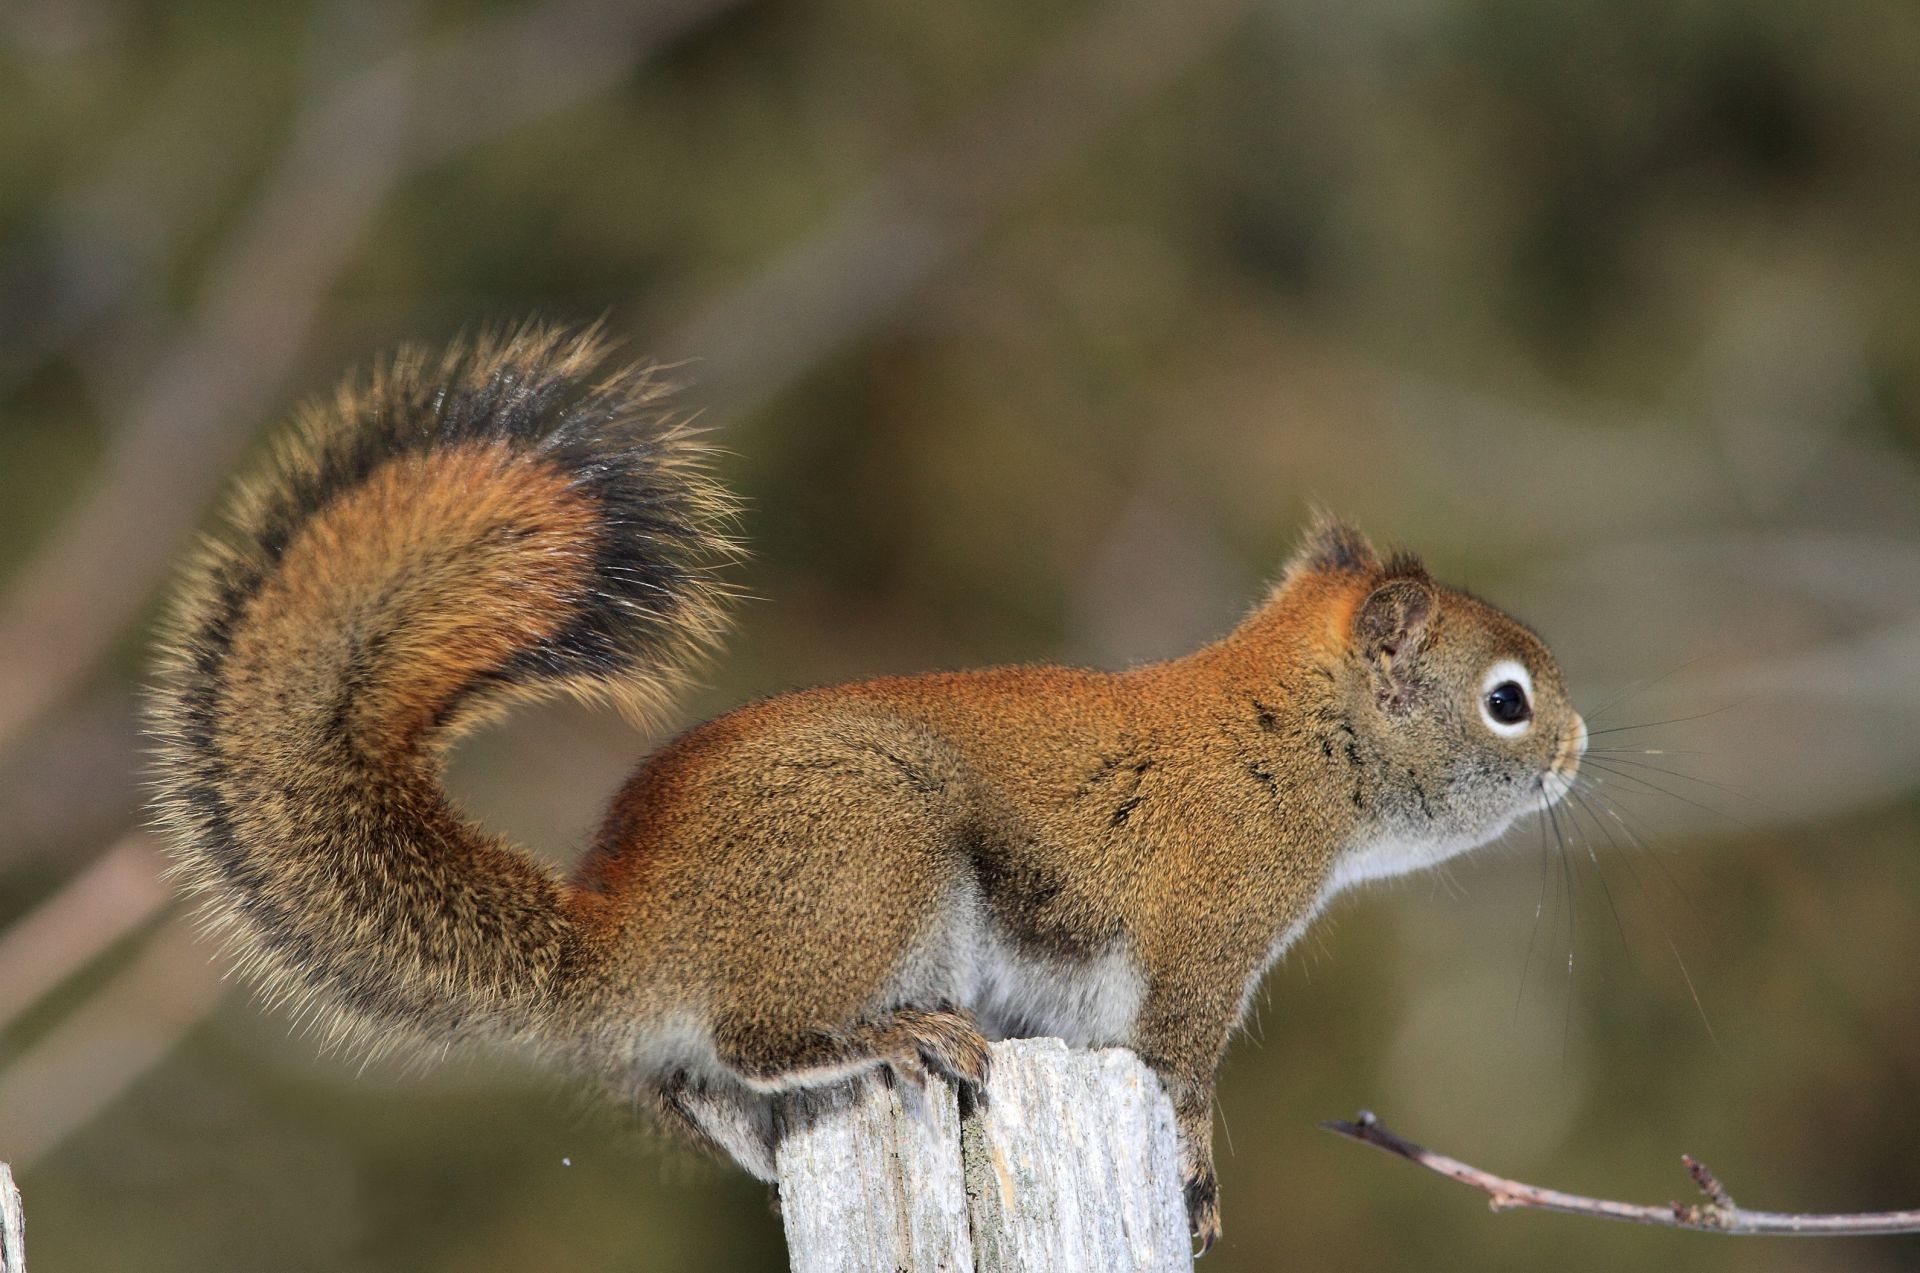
[1485,681,1530,725]
[1478,660,1535,737]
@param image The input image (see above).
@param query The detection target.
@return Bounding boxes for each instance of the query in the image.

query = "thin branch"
[1324,1110,1920,1237]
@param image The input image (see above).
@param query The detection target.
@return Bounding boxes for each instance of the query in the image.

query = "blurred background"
[2,0,1918,1268]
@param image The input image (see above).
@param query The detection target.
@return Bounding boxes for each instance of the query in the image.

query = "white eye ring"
[1479,660,1534,737]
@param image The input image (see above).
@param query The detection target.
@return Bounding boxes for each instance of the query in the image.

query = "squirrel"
[148,324,1586,1254]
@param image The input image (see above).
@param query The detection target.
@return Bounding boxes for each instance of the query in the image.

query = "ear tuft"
[1290,511,1380,577]
[1381,549,1428,581]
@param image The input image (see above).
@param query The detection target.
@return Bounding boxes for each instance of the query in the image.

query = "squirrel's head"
[1280,515,1586,891]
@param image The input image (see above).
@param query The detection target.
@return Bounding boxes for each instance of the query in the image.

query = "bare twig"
[1324,1110,1920,1236]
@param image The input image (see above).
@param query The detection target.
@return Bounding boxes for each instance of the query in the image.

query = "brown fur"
[149,330,1584,1253]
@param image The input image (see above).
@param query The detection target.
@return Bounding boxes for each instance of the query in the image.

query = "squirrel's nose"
[1539,715,1585,807]
[1549,713,1586,783]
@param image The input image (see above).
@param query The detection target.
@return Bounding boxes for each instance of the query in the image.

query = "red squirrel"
[149,325,1587,1252]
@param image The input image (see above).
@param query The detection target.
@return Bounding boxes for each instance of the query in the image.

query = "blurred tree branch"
[0,917,223,1169]
[667,0,1256,420]
[0,0,741,759]
[1327,1111,1920,1236]
[0,833,170,1038]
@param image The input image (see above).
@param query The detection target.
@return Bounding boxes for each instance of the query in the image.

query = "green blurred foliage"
[3,0,1919,1269]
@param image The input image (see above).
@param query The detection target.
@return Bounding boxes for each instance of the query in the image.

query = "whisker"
[1570,781,1722,1052]
[1585,699,1752,737]
[1544,797,1577,1065]
[1581,759,1762,835]
[1515,786,1554,1025]
[1662,931,1720,1051]
[1562,788,1633,961]
[1576,777,1713,934]
[1581,654,1714,725]
[1580,755,1775,819]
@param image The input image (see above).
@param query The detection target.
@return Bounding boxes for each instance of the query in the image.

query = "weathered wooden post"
[1,1162,23,1273]
[776,1038,1193,1273]
[775,1060,973,1272]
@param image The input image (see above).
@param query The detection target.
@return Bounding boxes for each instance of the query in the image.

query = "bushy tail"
[147,325,738,1051]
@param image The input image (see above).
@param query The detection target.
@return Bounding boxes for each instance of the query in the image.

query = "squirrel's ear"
[1353,576,1435,711]
[1287,512,1380,578]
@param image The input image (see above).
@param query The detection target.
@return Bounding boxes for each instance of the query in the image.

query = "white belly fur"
[970,929,1146,1047]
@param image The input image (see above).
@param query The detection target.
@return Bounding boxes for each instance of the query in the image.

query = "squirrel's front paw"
[1184,1167,1221,1256]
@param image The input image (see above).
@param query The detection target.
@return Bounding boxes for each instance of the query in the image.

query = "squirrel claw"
[1185,1168,1222,1256]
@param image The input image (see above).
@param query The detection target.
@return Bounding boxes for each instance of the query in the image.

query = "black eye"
[1485,681,1531,725]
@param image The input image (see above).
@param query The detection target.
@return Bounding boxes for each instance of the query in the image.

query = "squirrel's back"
[147,326,738,1052]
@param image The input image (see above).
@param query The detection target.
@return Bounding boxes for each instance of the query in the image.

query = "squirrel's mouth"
[1540,713,1587,805]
